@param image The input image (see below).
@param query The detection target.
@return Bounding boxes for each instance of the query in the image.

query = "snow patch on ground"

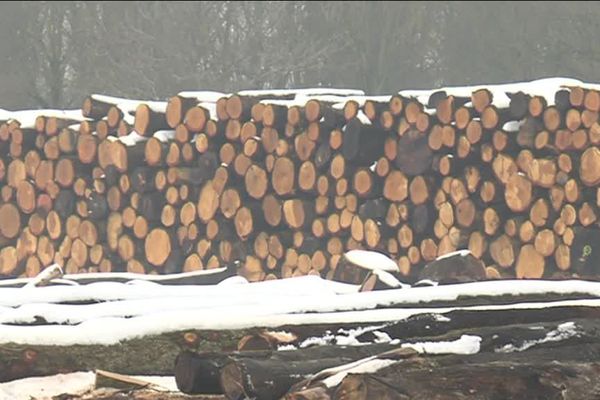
[322,358,398,388]
[0,372,95,400]
[0,372,179,400]
[3,277,600,346]
[496,322,579,353]
[299,325,389,348]
[403,334,481,355]
[319,334,481,388]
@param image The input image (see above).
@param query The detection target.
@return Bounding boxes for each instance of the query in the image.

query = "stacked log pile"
[3,79,600,282]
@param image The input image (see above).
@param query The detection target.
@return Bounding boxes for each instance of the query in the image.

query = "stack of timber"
[3,78,600,283]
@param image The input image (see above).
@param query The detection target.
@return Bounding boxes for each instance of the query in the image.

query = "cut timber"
[383,170,408,202]
[272,157,295,196]
[505,174,533,213]
[16,180,36,214]
[395,131,433,176]
[516,244,545,279]
[481,106,501,130]
[145,228,171,267]
[527,159,557,189]
[245,165,268,200]
[472,88,492,113]
[534,229,557,257]
[342,118,385,165]
[283,199,313,230]
[489,235,516,269]
[134,104,169,136]
[197,181,220,223]
[420,251,485,284]
[580,147,600,186]
[0,247,18,275]
[262,194,282,227]
[543,106,561,132]
[82,96,112,120]
[226,95,254,120]
[220,188,241,219]
[0,203,21,239]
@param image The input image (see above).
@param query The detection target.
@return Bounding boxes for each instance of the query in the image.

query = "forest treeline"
[0,1,598,109]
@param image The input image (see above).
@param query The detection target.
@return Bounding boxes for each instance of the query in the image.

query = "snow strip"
[322,359,398,388]
[0,266,229,288]
[0,109,85,129]
[435,249,472,261]
[398,77,585,109]
[355,110,372,125]
[0,275,359,307]
[402,334,482,355]
[176,91,228,103]
[1,298,600,346]
[152,129,176,142]
[237,88,365,97]
[299,325,388,348]
[112,131,148,146]
[496,322,579,353]
[91,94,167,114]
[502,120,522,132]
[199,101,218,120]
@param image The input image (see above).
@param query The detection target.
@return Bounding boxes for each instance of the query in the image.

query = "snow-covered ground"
[0,372,179,400]
[1,273,600,345]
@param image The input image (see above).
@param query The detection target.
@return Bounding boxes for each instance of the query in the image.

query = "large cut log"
[341,118,385,165]
[134,104,169,136]
[219,344,405,400]
[0,326,259,383]
[176,342,397,396]
[395,130,433,176]
[419,250,486,284]
[325,356,600,400]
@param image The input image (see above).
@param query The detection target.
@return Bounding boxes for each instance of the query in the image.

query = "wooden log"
[516,243,545,278]
[283,199,314,230]
[145,228,172,267]
[166,96,201,129]
[580,146,600,186]
[505,174,533,213]
[0,203,21,240]
[342,118,385,166]
[134,104,169,136]
[272,156,296,197]
[395,130,433,177]
[82,96,113,120]
[543,106,562,132]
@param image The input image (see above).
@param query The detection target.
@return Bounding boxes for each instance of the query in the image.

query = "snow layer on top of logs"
[4,77,600,285]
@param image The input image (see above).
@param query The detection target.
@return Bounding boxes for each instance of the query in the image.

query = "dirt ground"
[53,388,225,400]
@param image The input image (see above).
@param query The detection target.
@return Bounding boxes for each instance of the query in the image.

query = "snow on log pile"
[3,271,600,398]
[4,77,600,284]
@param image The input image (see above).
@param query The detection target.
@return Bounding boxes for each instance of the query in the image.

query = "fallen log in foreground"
[175,344,400,395]
[171,316,600,398]
[0,264,237,288]
[295,358,600,400]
